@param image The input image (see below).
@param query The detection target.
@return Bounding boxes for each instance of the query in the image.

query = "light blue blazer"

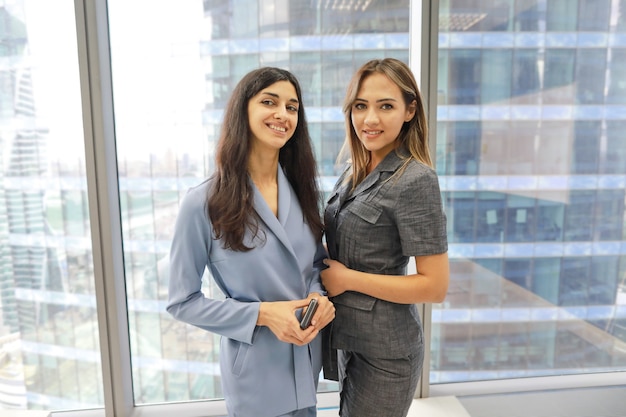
[167,166,326,417]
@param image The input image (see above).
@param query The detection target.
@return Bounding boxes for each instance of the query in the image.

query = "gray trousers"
[337,348,423,417]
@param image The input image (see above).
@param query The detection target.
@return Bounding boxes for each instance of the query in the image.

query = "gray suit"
[324,150,447,416]
[167,167,326,417]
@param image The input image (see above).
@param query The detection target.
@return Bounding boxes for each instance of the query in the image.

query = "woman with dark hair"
[322,58,449,416]
[167,67,335,417]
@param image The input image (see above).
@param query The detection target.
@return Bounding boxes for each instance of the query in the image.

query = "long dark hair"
[207,67,323,251]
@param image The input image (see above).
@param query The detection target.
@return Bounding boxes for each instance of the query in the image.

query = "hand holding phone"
[299,298,318,329]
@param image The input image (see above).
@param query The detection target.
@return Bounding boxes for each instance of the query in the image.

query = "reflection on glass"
[0,0,102,412]
[435,0,626,383]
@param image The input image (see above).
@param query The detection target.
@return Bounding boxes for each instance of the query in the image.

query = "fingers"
[310,297,335,329]
[269,300,320,344]
[266,297,334,345]
[293,298,315,310]
[275,320,319,346]
[295,326,319,346]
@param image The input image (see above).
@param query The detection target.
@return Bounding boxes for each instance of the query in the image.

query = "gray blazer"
[324,150,447,362]
[167,167,326,417]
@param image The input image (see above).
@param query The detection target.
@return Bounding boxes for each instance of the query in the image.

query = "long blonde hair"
[339,58,431,188]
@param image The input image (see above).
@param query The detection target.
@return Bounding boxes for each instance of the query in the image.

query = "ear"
[405,100,417,122]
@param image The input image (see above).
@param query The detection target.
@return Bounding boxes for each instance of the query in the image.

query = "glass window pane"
[546,0,578,31]
[0,0,102,413]
[544,49,576,104]
[572,121,601,174]
[435,1,626,385]
[576,49,607,104]
[444,0,516,32]
[481,50,512,104]
[604,121,626,174]
[514,0,541,31]
[448,50,481,105]
[107,0,410,406]
[578,0,611,31]
[512,49,541,104]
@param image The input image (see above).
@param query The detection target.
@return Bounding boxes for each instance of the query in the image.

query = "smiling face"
[247,80,299,153]
[350,72,416,165]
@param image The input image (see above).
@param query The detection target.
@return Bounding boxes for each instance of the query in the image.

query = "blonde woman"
[322,58,449,417]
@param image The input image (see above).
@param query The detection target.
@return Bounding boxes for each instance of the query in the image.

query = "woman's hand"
[306,293,335,330]
[320,259,350,297]
[257,296,334,346]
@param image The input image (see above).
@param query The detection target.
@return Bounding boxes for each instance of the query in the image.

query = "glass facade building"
[434,0,626,383]
[0,0,624,414]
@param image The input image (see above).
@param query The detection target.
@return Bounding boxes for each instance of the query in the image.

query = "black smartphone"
[299,298,318,329]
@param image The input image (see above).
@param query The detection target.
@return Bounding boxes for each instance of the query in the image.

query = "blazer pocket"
[346,200,381,224]
[231,341,250,376]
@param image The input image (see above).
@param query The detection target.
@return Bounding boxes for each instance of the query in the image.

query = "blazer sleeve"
[166,184,259,345]
[307,242,328,296]
[395,164,448,257]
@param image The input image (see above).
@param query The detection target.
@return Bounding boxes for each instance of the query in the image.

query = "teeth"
[365,130,381,134]
[269,125,286,132]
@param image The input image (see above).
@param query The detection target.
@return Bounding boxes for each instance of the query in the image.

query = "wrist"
[345,269,361,293]
[256,302,267,326]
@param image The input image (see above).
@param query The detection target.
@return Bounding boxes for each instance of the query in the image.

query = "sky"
[21,0,207,163]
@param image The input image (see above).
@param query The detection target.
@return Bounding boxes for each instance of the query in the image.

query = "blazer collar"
[250,166,296,255]
[347,149,408,199]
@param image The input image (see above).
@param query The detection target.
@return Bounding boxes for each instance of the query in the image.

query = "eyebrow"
[354,97,398,103]
[262,91,299,104]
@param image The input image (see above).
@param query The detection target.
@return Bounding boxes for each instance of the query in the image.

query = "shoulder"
[178,178,212,220]
[397,159,440,190]
[188,177,213,196]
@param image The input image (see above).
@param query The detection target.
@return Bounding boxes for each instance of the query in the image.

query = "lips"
[363,130,382,136]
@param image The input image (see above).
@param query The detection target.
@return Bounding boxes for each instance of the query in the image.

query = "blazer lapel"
[250,167,297,258]
[332,165,381,208]
[276,167,291,227]
[349,169,381,200]
[350,151,407,199]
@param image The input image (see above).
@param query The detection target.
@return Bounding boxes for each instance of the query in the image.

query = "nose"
[364,108,379,125]
[274,106,287,120]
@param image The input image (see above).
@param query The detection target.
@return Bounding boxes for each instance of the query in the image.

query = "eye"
[381,103,394,110]
[261,99,275,106]
[353,103,366,110]
[287,104,299,112]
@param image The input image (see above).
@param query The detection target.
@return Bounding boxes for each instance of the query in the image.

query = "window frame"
[73,0,132,415]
